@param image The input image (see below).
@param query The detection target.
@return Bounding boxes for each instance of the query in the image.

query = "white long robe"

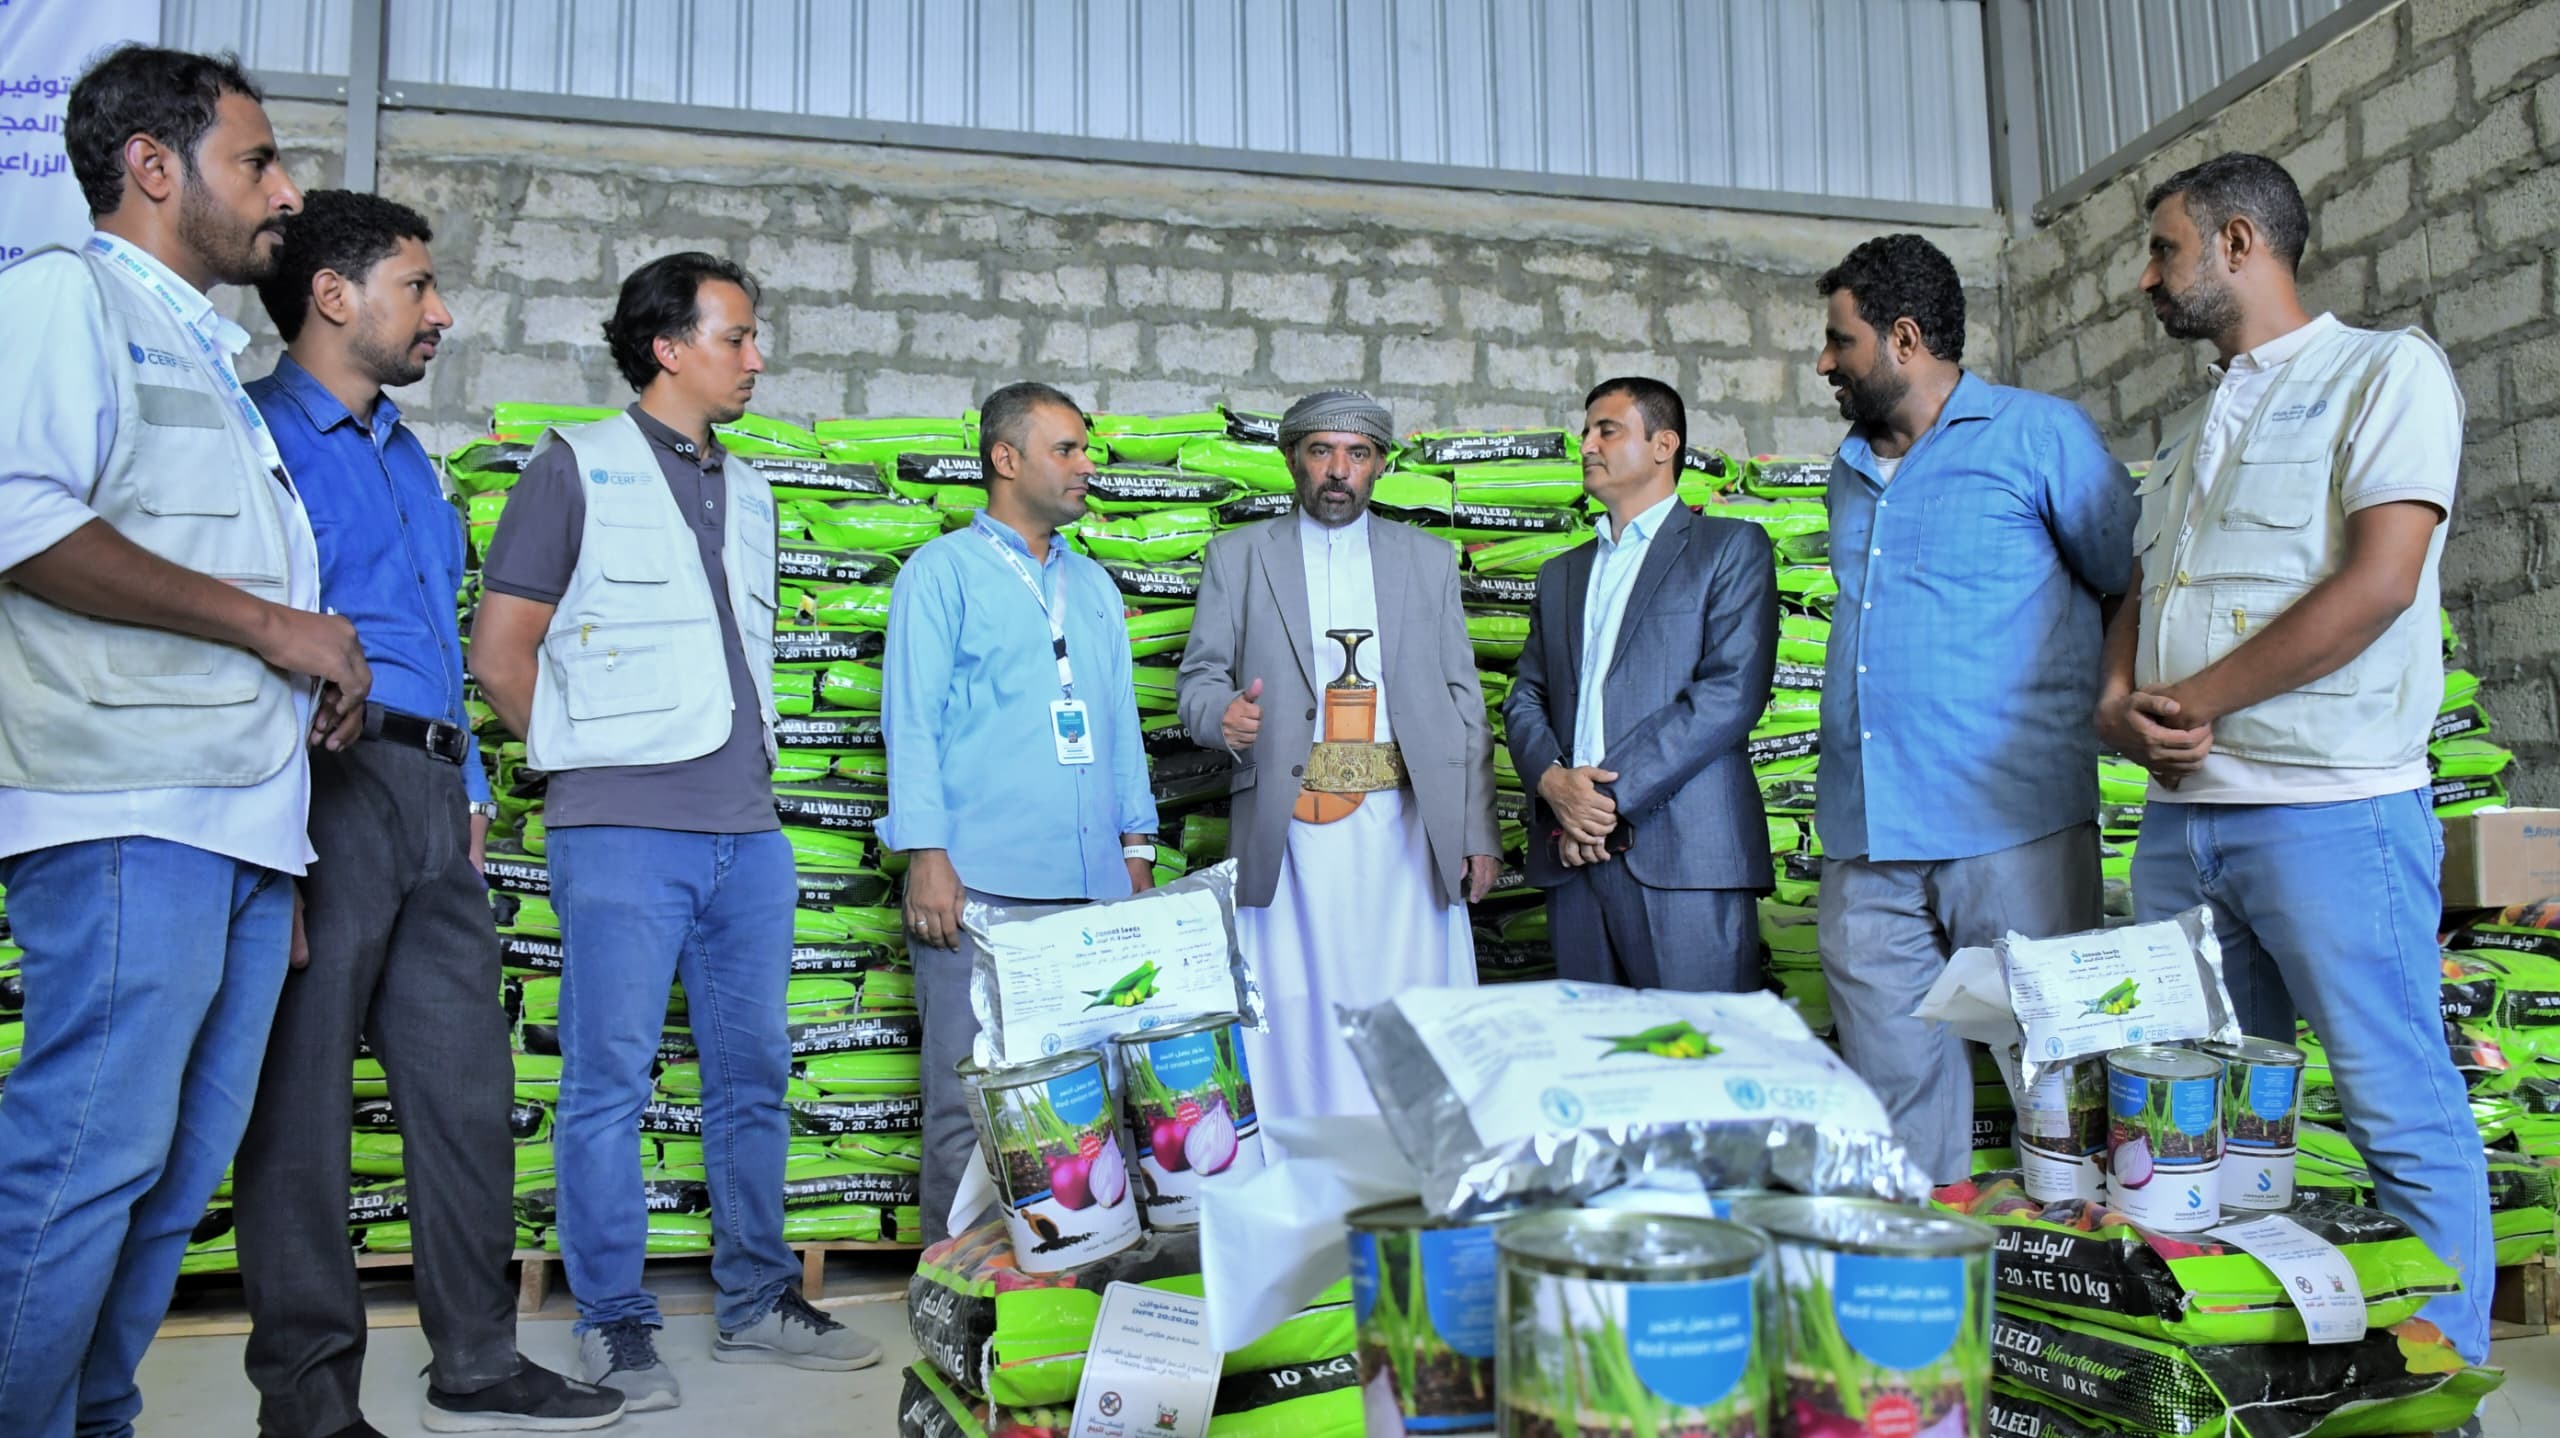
[1238,514,1477,1124]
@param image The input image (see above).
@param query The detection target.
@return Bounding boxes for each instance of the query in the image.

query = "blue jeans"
[0,838,292,1438]
[549,825,795,1334]
[2135,791,2493,1362]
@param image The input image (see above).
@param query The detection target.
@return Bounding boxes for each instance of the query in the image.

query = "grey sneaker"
[577,1321,679,1413]
[713,1288,884,1372]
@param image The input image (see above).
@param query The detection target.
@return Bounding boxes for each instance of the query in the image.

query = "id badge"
[1049,699,1096,765]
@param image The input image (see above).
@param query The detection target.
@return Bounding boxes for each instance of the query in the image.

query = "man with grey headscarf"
[1178,390,1499,1120]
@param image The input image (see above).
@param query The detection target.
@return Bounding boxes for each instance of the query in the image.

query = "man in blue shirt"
[882,381,1158,1245]
[1810,235,2135,1184]
[238,192,620,1436]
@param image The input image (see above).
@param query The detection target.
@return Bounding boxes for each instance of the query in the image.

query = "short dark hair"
[66,45,265,219]
[603,252,761,391]
[979,382,1086,473]
[2145,152,2309,271]
[1816,234,1966,363]
[255,190,433,342]
[1584,376,1686,453]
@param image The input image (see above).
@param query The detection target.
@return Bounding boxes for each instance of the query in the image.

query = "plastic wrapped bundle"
[1072,508,1219,564]
[1087,411,1226,464]
[1341,983,1928,1215]
[797,498,944,555]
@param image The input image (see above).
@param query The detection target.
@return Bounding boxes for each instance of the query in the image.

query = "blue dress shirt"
[880,513,1158,900]
[248,355,489,805]
[1575,491,1681,767]
[1817,372,2135,863]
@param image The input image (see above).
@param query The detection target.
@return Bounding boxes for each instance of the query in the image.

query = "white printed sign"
[2207,1213,2370,1345]
[1069,1281,1221,1438]
[0,0,161,263]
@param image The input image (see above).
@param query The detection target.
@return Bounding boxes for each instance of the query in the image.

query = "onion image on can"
[958,1050,1140,1272]
[1110,1012,1265,1231]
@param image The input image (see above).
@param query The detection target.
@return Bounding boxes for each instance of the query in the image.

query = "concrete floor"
[127,1313,2560,1437]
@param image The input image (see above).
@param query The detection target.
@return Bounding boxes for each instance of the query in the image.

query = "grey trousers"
[1817,823,2100,1185]
[232,740,519,1437]
[1546,863,1758,993]
[915,888,1060,1248]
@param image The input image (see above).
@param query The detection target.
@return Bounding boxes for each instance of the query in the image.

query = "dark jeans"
[233,741,519,1437]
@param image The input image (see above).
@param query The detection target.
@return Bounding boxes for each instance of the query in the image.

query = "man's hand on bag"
[1221,677,1264,751]
[289,882,310,970]
[1463,853,1499,904]
[904,849,968,951]
[258,606,372,750]
[2096,687,2212,789]
[1537,762,1619,844]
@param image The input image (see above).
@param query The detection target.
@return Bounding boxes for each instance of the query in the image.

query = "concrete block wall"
[2007,0,2560,804]
[236,103,2004,466]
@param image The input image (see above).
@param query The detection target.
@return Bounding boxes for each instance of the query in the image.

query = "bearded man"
[1176,390,1499,1121]
[1808,234,2135,1185]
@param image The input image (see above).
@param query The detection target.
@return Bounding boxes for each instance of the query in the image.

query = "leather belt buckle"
[423,722,468,765]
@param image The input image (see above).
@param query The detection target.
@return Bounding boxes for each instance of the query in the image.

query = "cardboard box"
[2441,809,2560,909]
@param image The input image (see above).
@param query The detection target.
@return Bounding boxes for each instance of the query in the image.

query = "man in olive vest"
[0,45,373,1438]
[2098,152,2491,1363]
[472,254,878,1410]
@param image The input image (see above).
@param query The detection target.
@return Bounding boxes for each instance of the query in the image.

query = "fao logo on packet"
[1538,1088,1584,1125]
[1724,1078,1767,1111]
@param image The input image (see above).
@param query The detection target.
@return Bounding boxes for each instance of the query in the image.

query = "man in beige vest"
[472,254,877,1408]
[2097,151,2490,1364]
[0,45,371,1438]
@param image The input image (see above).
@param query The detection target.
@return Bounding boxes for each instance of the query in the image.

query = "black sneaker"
[322,1423,390,1438]
[423,1355,626,1432]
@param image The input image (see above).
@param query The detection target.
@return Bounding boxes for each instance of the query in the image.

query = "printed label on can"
[2220,1147,2297,1213]
[1767,1240,1991,1438]
[1500,1267,1762,1436]
[1352,1225,1498,1433]
[2223,1061,2301,1154]
[2020,1143,2106,1205]
[974,1060,1139,1274]
[1119,1023,1264,1229]
[2106,1066,2222,1232]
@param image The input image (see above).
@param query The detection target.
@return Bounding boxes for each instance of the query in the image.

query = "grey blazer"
[1504,500,1779,891]
[1176,513,1501,909]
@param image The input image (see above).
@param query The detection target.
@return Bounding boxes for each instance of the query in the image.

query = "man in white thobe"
[1178,390,1500,1119]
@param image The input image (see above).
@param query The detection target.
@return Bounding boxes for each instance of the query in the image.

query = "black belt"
[362,703,469,765]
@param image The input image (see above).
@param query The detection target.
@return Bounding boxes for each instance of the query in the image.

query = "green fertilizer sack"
[779,545,899,589]
[1084,465,1240,511]
[802,1050,923,1096]
[931,487,989,527]
[1466,609,1530,664]
[772,782,891,837]
[1987,1302,2498,1438]
[909,1222,1356,1409]
[1175,437,1294,492]
[820,660,885,712]
[1126,606,1197,660]
[1757,755,1821,815]
[1133,666,1179,713]
[2436,669,2490,744]
[1403,428,1576,468]
[1460,570,1538,608]
[797,499,944,554]
[2429,735,2514,779]
[541,1210,713,1256]
[1103,560,1202,607]
[1936,1177,2456,1345]
[1087,412,1226,464]
[784,825,871,871]
[1465,529,1590,574]
[784,1203,912,1243]
[1740,455,1835,500]
[790,583,895,631]
[1216,492,1297,526]
[773,669,818,717]
[751,456,890,503]
[1072,508,1219,563]
[1445,461,1586,507]
[1778,614,1831,669]
[487,402,618,438]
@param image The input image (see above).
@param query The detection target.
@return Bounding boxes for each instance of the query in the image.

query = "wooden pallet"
[2489,1253,2555,1339]
[161,1241,920,1338]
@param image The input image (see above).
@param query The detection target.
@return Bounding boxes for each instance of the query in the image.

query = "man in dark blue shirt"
[237,192,621,1437]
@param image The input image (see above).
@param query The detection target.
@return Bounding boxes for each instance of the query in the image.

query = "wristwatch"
[468,801,499,822]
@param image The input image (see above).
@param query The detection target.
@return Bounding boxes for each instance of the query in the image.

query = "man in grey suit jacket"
[1176,389,1500,1120]
[1505,378,1779,991]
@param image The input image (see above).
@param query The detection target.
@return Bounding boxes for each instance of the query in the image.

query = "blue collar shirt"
[247,354,490,805]
[1817,372,2135,863]
[879,512,1158,900]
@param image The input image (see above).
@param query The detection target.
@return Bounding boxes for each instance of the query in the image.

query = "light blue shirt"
[1574,491,1680,766]
[880,512,1158,900]
[1818,372,2136,863]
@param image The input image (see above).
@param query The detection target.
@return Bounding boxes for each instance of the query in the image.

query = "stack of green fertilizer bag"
[1934,1174,2503,1436]
[898,1220,1360,1438]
